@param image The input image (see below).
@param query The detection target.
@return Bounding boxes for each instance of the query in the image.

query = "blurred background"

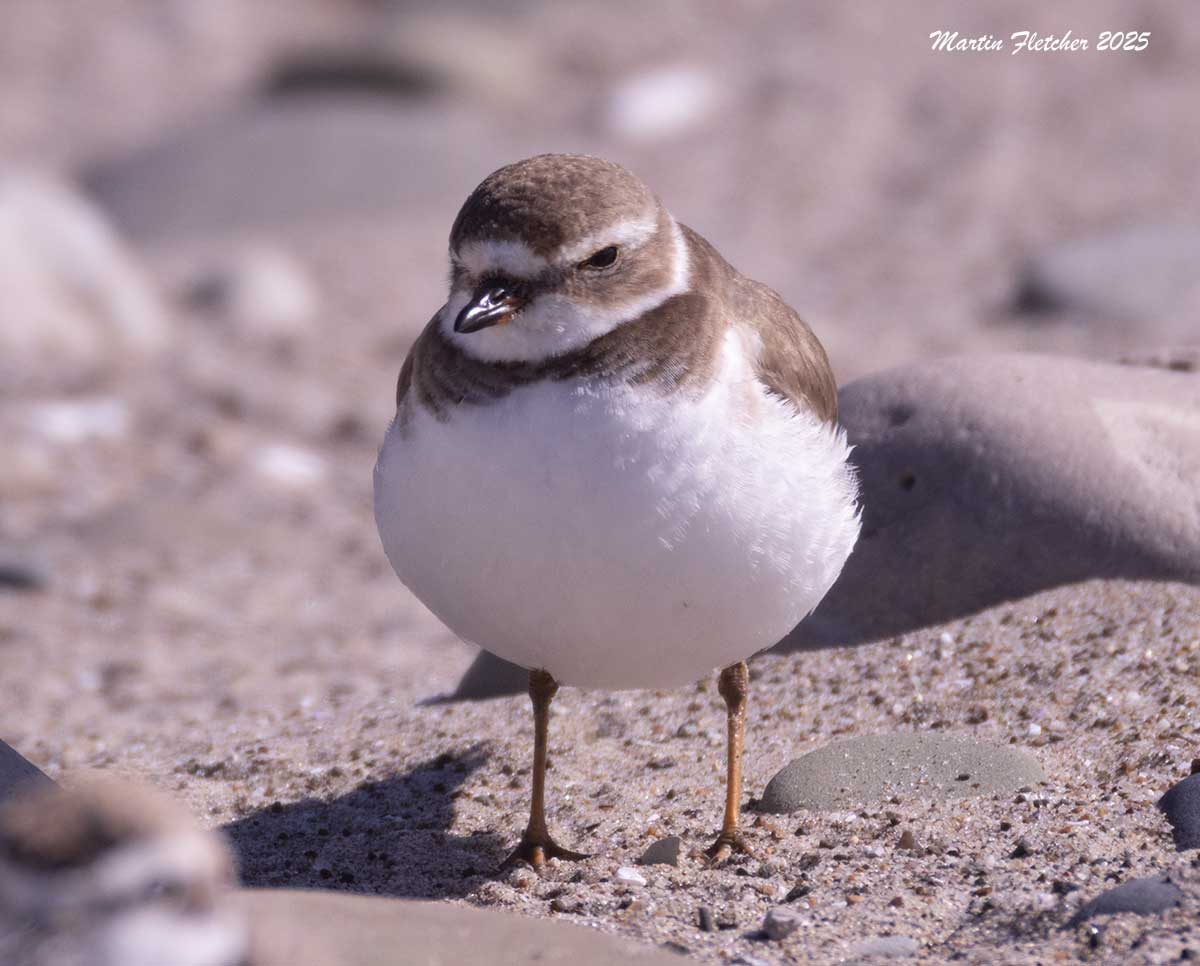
[0,0,1197,785]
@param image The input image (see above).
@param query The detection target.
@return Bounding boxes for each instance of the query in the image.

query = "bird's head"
[441,154,690,362]
[0,779,247,966]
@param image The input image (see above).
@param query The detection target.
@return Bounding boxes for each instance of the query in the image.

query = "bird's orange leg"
[502,669,589,871]
[706,661,753,863]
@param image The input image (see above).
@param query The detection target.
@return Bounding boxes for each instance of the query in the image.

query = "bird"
[0,780,685,965]
[373,153,860,868]
[0,779,247,966]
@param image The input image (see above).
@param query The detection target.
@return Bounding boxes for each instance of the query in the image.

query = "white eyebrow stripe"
[557,214,661,265]
[455,239,548,279]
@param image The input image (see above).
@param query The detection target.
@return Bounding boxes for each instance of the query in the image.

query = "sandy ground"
[2,1,1199,963]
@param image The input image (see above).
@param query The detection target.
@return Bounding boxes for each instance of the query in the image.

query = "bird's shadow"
[221,747,505,899]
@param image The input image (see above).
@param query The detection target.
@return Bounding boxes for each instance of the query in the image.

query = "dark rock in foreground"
[239,888,683,966]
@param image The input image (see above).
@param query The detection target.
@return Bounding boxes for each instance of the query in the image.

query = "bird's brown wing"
[735,278,838,424]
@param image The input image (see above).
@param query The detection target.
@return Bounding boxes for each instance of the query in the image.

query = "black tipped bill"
[454,281,528,334]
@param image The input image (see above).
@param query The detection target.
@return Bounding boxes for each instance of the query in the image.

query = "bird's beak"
[454,281,529,334]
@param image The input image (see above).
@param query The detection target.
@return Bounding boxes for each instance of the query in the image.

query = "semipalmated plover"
[0,780,246,966]
[374,154,860,867]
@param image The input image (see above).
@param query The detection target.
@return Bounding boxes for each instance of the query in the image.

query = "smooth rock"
[758,732,1043,812]
[1067,876,1184,928]
[615,866,647,887]
[784,353,1200,648]
[1158,774,1200,851]
[0,740,51,803]
[0,172,167,392]
[761,906,803,941]
[1016,225,1200,323]
[846,935,920,959]
[84,100,517,240]
[638,835,682,867]
[19,884,683,966]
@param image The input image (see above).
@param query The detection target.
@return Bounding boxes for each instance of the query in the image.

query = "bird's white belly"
[374,345,859,689]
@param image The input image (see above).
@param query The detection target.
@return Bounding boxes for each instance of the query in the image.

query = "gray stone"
[761,906,803,941]
[0,171,167,393]
[758,732,1043,813]
[638,835,682,867]
[1157,774,1200,851]
[783,353,1200,649]
[239,889,683,965]
[84,100,521,241]
[1016,225,1200,323]
[846,936,920,959]
[1067,876,1184,928]
[0,740,51,804]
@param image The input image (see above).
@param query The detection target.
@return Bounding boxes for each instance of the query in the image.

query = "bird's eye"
[578,246,619,270]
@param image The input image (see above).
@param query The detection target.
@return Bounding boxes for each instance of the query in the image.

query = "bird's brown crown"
[0,780,193,873]
[450,154,657,258]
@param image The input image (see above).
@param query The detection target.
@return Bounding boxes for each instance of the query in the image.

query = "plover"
[0,781,704,964]
[0,780,247,966]
[374,154,860,867]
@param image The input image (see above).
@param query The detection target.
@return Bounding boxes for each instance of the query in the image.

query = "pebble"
[1010,837,1034,859]
[759,732,1044,812]
[637,835,682,867]
[761,906,803,941]
[1157,773,1200,851]
[614,866,647,887]
[846,935,920,959]
[1067,876,1185,928]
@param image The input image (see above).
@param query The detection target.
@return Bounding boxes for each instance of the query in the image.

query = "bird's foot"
[501,831,589,872]
[704,828,752,865]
